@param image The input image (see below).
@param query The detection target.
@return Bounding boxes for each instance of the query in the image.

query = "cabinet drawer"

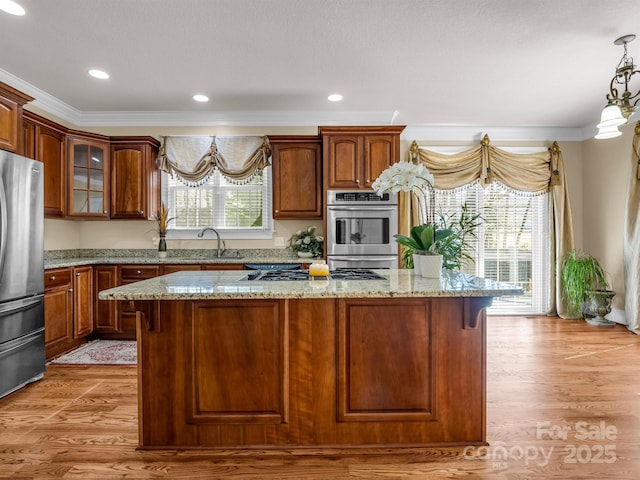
[44,268,72,290]
[120,265,160,280]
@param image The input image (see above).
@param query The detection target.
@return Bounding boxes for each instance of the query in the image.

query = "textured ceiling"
[2,0,640,129]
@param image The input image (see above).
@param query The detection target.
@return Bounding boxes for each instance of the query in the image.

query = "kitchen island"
[99,269,522,450]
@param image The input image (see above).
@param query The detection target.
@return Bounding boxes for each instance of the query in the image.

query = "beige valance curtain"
[624,123,640,334]
[399,135,575,317]
[157,135,272,186]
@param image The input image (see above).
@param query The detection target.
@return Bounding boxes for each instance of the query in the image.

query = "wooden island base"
[134,296,491,449]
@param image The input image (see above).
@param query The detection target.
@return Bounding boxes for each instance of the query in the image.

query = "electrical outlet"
[274,236,285,247]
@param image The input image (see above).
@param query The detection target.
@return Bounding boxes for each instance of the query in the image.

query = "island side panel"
[136,296,488,448]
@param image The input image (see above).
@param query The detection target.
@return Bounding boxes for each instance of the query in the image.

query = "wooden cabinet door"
[0,82,33,154]
[324,135,361,189]
[110,137,160,219]
[271,136,322,219]
[94,266,118,332]
[44,269,73,355]
[73,266,93,338]
[67,134,110,218]
[363,134,396,189]
[23,113,68,217]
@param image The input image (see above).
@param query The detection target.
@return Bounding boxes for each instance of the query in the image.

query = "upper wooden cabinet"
[110,136,161,219]
[320,126,405,190]
[23,111,67,217]
[269,136,322,219]
[67,132,110,218]
[0,82,33,154]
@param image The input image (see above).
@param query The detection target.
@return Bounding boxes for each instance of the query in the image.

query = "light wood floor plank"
[0,316,639,479]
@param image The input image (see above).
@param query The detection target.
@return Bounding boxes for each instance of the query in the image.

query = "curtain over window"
[157,135,272,186]
[399,135,575,317]
[624,123,640,334]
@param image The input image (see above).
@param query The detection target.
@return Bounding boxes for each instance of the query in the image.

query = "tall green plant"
[561,249,610,318]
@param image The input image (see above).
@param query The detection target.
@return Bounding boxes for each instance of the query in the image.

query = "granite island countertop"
[98,269,524,300]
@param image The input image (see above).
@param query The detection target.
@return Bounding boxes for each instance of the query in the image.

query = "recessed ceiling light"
[193,94,209,102]
[328,94,343,102]
[88,69,109,80]
[0,0,25,16]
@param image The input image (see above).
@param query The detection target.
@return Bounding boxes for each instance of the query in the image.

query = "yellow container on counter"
[308,260,330,278]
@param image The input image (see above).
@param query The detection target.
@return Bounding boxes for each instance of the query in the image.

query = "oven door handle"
[330,256,398,262]
[327,206,397,212]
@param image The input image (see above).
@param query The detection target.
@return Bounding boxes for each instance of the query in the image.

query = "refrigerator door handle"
[0,176,6,276]
[0,295,44,316]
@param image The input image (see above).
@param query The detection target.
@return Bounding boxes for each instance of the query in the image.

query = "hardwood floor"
[1,316,639,479]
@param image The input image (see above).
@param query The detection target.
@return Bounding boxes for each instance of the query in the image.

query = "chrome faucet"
[197,227,226,257]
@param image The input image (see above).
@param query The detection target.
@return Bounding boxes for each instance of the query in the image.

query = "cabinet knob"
[68,288,73,293]
[76,273,81,276]
[136,270,142,275]
[275,209,279,213]
[103,210,107,214]
[49,275,56,281]
[139,211,144,214]
[356,179,360,184]
[365,179,370,184]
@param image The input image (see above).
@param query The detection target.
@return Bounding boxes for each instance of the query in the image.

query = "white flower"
[371,162,434,196]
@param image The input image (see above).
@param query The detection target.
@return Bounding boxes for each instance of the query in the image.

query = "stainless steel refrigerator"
[0,150,45,399]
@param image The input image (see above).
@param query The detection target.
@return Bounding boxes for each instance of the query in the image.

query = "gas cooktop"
[242,268,386,281]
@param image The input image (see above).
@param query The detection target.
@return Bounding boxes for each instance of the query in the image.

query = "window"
[161,167,274,239]
[429,146,551,315]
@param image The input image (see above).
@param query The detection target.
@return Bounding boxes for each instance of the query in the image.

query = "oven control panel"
[327,190,397,205]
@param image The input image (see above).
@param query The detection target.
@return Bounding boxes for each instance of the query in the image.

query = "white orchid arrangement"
[287,226,324,257]
[371,161,434,195]
[372,161,435,223]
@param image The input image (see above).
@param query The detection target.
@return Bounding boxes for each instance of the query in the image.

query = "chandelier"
[595,34,640,139]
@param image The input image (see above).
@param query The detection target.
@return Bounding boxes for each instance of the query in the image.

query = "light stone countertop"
[44,249,305,269]
[98,269,524,300]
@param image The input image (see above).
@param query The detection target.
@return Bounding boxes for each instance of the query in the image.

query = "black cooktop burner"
[242,268,385,281]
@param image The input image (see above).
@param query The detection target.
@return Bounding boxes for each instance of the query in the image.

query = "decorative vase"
[583,289,616,327]
[158,235,167,259]
[297,251,314,258]
[416,254,442,278]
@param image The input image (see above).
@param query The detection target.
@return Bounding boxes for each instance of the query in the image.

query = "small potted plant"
[561,249,615,326]
[154,203,174,258]
[287,226,324,258]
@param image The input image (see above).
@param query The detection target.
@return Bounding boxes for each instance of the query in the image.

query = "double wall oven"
[326,190,398,269]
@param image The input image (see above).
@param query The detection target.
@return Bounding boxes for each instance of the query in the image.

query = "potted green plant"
[561,249,615,326]
[396,204,481,276]
[287,226,324,258]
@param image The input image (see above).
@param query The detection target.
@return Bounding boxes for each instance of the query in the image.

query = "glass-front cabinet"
[67,135,109,217]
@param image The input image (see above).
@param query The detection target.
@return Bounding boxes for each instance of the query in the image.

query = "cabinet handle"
[49,276,56,281]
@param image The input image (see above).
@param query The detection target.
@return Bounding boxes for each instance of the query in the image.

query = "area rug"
[50,340,137,365]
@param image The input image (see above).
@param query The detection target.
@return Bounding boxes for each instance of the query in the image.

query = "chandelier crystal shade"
[595,34,640,139]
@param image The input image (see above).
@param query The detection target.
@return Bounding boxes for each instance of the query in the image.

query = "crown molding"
[75,110,398,127]
[402,125,589,143]
[0,68,599,140]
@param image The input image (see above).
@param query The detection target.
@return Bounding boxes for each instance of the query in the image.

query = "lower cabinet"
[117,265,160,338]
[93,266,118,333]
[44,266,93,360]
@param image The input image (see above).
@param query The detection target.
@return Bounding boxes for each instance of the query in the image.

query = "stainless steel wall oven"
[326,190,398,269]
